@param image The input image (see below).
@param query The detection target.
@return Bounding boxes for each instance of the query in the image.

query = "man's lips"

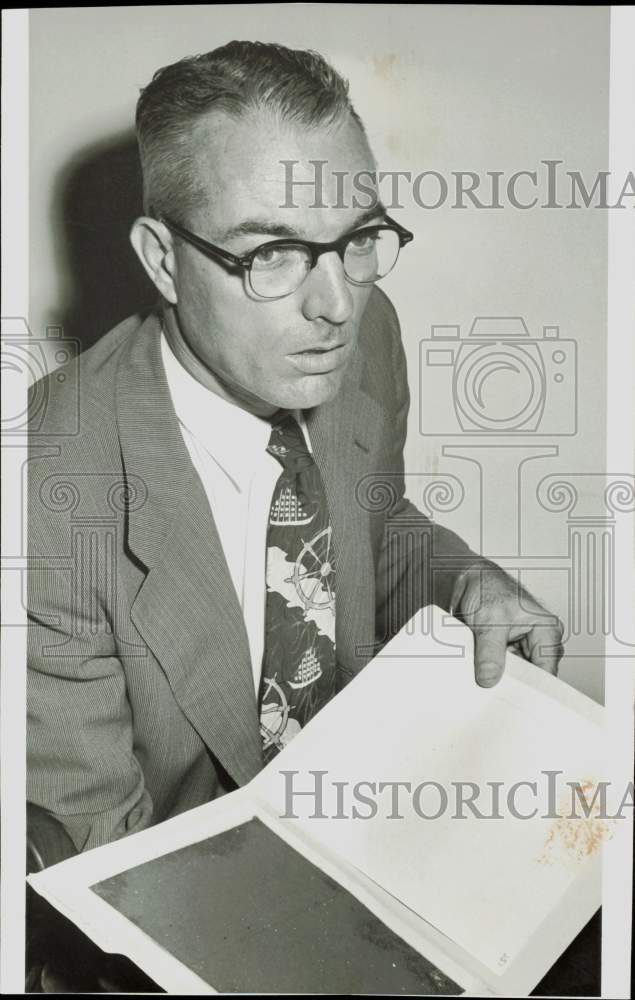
[288,343,349,374]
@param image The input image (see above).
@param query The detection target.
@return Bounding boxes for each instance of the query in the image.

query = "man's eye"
[348,231,379,252]
[256,246,282,263]
[253,246,292,270]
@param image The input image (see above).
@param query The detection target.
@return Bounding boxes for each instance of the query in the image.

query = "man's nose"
[300,251,355,325]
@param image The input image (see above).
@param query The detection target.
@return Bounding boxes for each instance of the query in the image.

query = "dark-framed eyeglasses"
[160,213,414,300]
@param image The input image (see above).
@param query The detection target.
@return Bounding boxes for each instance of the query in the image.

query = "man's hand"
[450,562,565,687]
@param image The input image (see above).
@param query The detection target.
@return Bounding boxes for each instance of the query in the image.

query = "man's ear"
[130,217,178,304]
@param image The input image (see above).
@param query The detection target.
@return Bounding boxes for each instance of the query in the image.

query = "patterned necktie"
[259,413,337,763]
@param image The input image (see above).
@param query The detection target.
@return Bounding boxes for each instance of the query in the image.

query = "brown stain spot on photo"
[538,779,615,868]
[372,53,398,81]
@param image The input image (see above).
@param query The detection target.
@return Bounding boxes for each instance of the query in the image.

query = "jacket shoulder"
[27,313,149,442]
[361,285,401,343]
[358,286,407,411]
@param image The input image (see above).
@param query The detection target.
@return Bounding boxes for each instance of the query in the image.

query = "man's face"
[165,109,380,416]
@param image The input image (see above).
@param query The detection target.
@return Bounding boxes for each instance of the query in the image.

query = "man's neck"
[162,309,279,419]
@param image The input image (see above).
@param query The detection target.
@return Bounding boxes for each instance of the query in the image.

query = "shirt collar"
[160,331,272,490]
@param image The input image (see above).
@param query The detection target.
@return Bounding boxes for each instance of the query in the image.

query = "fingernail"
[477,674,499,688]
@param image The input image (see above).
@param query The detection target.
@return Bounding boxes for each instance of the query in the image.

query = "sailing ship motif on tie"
[269,483,315,527]
[288,647,322,689]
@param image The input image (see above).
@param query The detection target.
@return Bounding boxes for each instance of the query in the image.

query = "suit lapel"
[115,315,263,786]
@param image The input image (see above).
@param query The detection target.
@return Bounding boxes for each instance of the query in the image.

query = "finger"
[473,628,509,687]
[508,637,526,658]
[41,964,73,993]
[98,977,126,992]
[524,626,564,675]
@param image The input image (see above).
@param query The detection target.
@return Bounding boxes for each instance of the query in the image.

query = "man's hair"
[136,40,364,221]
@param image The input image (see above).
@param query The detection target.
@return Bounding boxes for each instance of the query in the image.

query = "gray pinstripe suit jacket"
[27,287,480,852]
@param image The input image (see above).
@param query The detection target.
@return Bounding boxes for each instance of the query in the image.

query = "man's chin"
[280,369,348,411]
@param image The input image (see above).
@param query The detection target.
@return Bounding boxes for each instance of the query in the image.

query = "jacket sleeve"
[366,290,486,644]
[27,429,153,854]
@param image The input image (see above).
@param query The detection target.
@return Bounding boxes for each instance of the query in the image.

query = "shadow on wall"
[53,129,158,352]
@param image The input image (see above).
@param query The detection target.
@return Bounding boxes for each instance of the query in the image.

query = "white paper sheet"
[253,607,608,975]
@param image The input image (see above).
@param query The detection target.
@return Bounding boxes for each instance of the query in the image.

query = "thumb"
[473,627,509,687]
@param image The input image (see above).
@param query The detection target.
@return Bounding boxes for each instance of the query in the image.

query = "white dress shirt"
[160,332,311,691]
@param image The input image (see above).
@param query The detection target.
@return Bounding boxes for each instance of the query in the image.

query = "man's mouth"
[296,344,345,354]
[288,343,349,373]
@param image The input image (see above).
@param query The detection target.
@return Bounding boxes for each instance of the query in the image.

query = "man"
[27,41,563,860]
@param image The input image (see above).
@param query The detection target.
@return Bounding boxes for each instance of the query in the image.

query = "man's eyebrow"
[346,204,388,231]
[219,203,388,244]
[220,220,300,241]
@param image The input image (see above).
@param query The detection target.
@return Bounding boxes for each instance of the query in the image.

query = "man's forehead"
[190,108,380,240]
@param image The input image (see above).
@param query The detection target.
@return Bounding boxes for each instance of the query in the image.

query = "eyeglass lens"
[248,228,401,298]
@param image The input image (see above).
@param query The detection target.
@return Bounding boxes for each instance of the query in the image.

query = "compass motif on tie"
[287,526,335,612]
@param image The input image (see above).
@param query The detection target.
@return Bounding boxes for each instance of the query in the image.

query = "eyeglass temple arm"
[383,215,414,245]
[160,217,249,269]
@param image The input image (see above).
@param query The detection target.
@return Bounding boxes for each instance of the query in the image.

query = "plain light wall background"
[29,5,616,701]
